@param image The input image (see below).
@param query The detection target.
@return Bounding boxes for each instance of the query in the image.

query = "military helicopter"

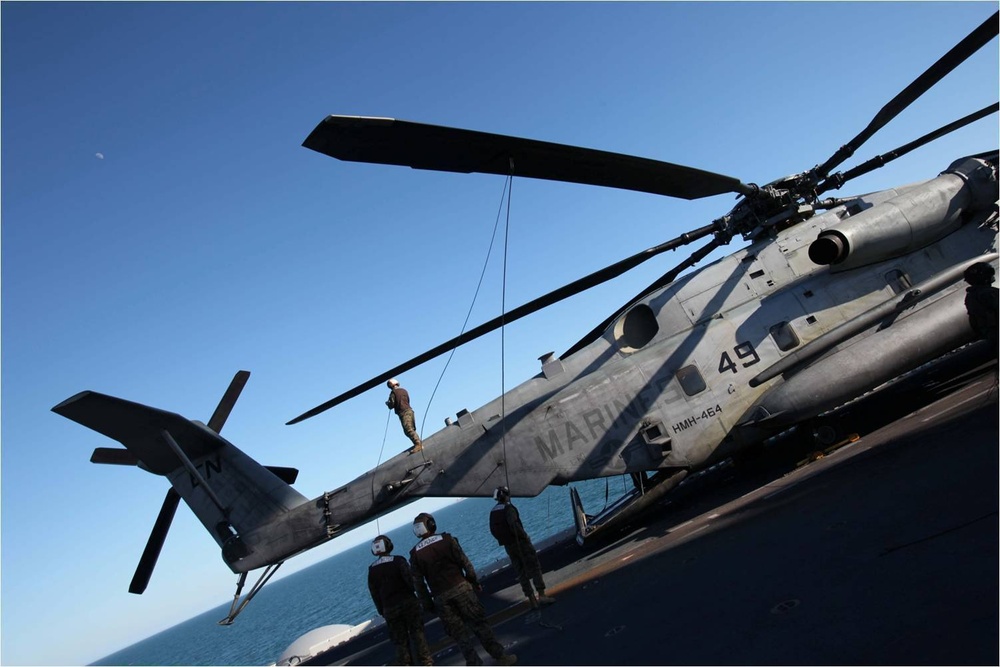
[52,11,998,623]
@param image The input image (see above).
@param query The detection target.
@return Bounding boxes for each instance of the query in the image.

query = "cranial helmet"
[371,535,393,556]
[412,512,437,538]
[387,378,400,388]
[493,486,510,502]
[964,262,996,286]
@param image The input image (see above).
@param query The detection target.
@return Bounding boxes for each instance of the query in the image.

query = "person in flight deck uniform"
[408,513,517,667]
[489,486,555,609]
[367,535,434,666]
[963,261,999,353]
[387,378,423,454]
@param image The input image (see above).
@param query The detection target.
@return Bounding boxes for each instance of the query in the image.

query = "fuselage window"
[769,321,800,351]
[676,364,706,396]
[885,269,912,295]
[615,304,659,351]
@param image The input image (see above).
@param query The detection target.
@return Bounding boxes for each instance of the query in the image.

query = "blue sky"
[2,2,997,664]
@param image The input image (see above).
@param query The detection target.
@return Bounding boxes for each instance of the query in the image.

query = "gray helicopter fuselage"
[230,157,999,571]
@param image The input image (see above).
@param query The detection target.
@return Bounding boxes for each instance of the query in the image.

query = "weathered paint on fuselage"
[249,164,997,567]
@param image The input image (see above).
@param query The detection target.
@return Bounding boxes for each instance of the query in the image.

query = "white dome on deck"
[275,620,382,666]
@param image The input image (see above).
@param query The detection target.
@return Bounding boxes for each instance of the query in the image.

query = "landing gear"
[629,471,649,492]
[571,469,688,545]
[218,562,284,625]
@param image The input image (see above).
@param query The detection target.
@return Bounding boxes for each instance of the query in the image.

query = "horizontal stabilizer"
[89,449,297,485]
[265,466,299,485]
[91,447,139,466]
[53,391,226,475]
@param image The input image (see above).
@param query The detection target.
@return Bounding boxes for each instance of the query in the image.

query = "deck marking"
[604,625,627,637]
[668,520,694,533]
[921,393,982,422]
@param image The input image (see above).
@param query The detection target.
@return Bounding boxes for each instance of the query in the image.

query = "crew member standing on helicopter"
[387,379,422,454]
[963,261,999,353]
[489,486,555,609]
[409,513,517,666]
[367,535,434,666]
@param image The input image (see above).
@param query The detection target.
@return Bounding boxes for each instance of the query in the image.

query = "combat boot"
[536,590,556,606]
[496,653,518,666]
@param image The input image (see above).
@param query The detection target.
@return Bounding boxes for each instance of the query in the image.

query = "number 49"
[718,341,760,374]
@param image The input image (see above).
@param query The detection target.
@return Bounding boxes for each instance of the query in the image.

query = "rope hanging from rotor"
[500,159,514,493]
[418,161,517,492]
[420,175,512,437]
[370,409,393,535]
[370,174,513,535]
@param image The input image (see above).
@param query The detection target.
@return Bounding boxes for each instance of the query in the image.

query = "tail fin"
[52,373,308,587]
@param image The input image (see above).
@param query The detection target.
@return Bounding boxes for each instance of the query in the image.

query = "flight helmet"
[371,535,393,556]
[412,512,437,537]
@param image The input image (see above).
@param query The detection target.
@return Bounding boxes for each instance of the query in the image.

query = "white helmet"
[412,512,436,537]
[371,535,393,556]
[387,378,399,388]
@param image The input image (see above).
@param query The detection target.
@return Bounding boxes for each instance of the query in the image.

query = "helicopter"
[52,11,998,624]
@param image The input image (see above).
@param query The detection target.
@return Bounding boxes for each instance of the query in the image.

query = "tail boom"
[53,390,311,572]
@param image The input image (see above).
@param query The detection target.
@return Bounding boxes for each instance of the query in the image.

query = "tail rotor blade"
[129,488,181,595]
[207,370,250,434]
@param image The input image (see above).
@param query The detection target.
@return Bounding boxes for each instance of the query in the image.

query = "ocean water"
[92,478,627,666]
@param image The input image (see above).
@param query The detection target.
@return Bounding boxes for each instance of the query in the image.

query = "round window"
[614,304,659,352]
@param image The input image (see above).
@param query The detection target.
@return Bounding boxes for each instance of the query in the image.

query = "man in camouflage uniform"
[489,486,555,609]
[367,535,434,666]
[409,513,517,666]
[387,379,423,454]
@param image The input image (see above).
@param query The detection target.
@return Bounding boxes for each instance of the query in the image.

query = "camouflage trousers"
[504,541,545,598]
[398,409,422,448]
[436,582,506,665]
[384,598,433,665]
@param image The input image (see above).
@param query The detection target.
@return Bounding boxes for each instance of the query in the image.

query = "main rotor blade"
[303,116,757,201]
[816,102,1000,195]
[207,370,250,434]
[287,223,721,425]
[814,11,998,179]
[129,488,181,595]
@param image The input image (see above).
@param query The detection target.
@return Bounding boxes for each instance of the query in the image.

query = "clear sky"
[2,2,997,665]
